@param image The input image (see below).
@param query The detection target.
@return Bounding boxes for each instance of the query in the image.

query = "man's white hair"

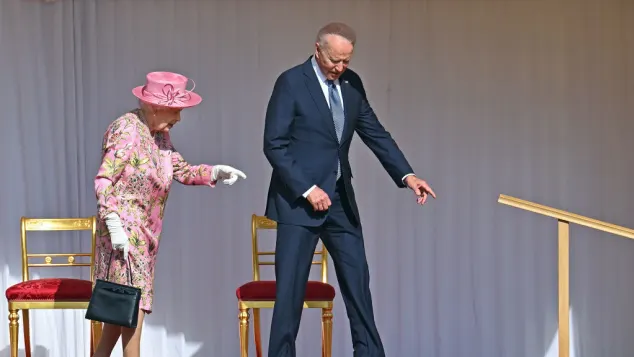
[316,22,357,49]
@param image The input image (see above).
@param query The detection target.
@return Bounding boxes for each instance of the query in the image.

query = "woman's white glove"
[211,165,247,185]
[105,212,129,258]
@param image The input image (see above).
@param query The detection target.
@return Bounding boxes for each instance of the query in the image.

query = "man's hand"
[306,186,332,211]
[404,175,436,205]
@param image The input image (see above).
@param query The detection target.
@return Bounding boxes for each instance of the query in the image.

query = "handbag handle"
[104,250,134,286]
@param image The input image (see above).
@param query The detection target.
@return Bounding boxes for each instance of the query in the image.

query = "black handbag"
[85,251,141,328]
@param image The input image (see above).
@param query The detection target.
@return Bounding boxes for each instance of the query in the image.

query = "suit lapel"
[339,78,355,145]
[302,59,338,141]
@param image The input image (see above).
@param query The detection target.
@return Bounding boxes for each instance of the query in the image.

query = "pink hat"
[132,71,202,108]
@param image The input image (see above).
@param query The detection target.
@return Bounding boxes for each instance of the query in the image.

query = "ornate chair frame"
[235,214,334,357]
[5,217,102,357]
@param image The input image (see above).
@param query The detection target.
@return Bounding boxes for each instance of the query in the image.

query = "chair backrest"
[20,216,97,282]
[251,214,329,283]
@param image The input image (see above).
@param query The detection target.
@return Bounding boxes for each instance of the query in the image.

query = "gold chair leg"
[9,309,19,357]
[91,320,103,351]
[321,307,333,357]
[22,309,31,357]
[239,307,250,357]
[90,324,94,356]
[253,308,262,357]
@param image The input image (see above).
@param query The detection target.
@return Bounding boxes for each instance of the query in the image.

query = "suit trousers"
[268,180,386,357]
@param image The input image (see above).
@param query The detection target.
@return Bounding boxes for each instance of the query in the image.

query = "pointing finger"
[427,186,437,199]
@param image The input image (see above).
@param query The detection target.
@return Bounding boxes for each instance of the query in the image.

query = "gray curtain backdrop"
[1,0,633,356]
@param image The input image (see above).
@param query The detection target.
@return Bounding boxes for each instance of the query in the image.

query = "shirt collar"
[311,55,336,85]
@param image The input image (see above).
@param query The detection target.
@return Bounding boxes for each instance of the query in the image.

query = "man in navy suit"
[263,22,436,357]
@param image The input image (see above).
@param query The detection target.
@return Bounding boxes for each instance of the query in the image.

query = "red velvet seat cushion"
[5,278,93,302]
[236,280,336,301]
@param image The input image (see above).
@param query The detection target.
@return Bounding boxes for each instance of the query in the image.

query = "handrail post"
[498,194,634,357]
[558,220,570,357]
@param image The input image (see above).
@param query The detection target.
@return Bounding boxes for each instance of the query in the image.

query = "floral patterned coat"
[93,109,215,313]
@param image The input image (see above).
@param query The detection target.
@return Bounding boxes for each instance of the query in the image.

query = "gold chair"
[235,214,334,357]
[5,217,103,357]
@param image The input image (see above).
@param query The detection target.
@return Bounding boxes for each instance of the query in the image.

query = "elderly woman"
[91,71,246,357]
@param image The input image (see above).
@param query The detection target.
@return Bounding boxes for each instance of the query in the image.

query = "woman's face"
[152,106,182,132]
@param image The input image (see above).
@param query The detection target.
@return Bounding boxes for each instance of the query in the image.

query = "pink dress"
[93,109,215,313]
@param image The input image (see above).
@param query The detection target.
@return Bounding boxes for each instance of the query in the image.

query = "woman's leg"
[92,323,122,357]
[122,309,146,357]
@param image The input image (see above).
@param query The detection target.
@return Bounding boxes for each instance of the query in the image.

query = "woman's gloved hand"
[105,212,130,258]
[211,165,247,185]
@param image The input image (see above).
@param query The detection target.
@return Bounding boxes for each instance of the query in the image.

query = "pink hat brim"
[132,86,202,108]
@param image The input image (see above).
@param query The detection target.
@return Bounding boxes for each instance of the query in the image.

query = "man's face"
[315,34,354,81]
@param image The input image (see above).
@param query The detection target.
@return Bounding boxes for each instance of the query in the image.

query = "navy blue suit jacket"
[263,57,414,227]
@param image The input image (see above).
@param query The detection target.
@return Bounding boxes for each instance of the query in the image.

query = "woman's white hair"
[138,99,170,113]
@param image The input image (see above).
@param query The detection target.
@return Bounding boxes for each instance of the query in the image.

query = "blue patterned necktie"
[327,80,344,179]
